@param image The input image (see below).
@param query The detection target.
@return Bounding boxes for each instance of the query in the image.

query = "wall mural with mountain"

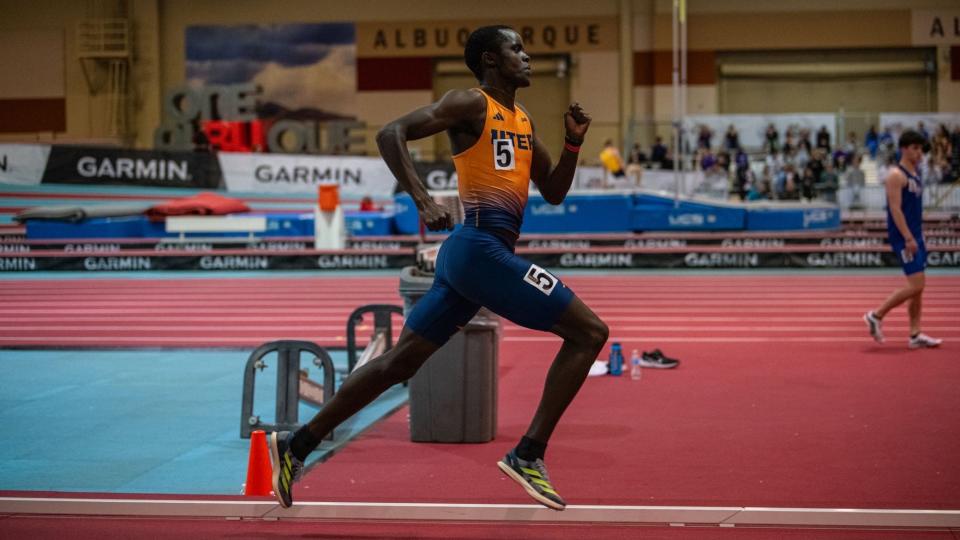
[185,23,357,123]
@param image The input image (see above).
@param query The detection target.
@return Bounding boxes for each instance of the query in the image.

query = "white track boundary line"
[1,497,958,528]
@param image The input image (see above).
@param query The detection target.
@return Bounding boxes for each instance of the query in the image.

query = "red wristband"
[564,142,581,153]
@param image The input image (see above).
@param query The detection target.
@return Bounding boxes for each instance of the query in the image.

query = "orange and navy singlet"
[453,89,534,236]
[404,89,575,345]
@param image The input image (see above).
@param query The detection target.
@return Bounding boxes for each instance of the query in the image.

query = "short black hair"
[464,25,514,82]
[898,129,929,152]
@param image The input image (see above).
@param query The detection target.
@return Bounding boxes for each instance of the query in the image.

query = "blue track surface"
[0,348,407,494]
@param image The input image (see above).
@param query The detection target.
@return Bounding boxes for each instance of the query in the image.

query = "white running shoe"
[863,311,884,343]
[908,333,942,349]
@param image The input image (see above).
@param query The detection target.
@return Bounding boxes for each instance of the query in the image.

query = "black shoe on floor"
[639,349,680,369]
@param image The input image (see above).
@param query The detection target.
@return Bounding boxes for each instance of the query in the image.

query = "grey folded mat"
[15,204,152,223]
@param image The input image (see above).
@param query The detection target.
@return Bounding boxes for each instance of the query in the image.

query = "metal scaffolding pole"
[680,0,687,199]
[672,0,680,206]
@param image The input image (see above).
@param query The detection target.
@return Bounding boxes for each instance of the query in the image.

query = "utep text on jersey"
[453,89,534,235]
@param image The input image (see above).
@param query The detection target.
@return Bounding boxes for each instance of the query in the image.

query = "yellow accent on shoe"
[519,467,542,477]
[531,478,552,488]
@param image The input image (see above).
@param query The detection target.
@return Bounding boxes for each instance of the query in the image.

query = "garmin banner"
[0,144,51,186]
[218,153,397,199]
[41,145,222,189]
[4,248,957,272]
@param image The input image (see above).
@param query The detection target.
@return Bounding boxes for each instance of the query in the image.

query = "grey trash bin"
[399,266,499,443]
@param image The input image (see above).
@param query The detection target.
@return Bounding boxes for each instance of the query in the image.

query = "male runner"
[864,129,942,349]
[269,25,608,511]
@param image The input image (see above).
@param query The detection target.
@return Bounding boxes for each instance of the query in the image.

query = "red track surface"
[2,273,959,537]
[2,275,958,348]
[1,515,955,539]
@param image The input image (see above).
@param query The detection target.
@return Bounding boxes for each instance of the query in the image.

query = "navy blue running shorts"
[891,239,927,276]
[405,226,576,345]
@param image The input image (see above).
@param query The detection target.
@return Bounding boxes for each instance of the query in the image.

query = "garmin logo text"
[803,209,833,228]
[77,157,189,182]
[623,238,686,248]
[528,239,591,249]
[155,242,214,252]
[819,237,883,247]
[531,204,565,216]
[559,253,633,268]
[349,240,403,250]
[0,244,30,253]
[0,257,37,271]
[64,243,121,253]
[684,252,759,267]
[317,254,389,269]
[254,165,361,185]
[721,238,784,248]
[84,257,152,271]
[425,169,458,190]
[926,237,960,247]
[249,242,308,251]
[927,251,960,266]
[200,256,269,270]
[806,252,883,267]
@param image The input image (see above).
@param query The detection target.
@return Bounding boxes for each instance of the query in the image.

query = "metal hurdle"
[240,340,335,439]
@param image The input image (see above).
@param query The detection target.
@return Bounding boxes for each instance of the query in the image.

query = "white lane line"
[0,497,957,528]
[1,325,956,333]
[0,316,957,323]
[0,336,955,344]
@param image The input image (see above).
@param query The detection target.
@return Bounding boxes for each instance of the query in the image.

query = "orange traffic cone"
[243,430,274,496]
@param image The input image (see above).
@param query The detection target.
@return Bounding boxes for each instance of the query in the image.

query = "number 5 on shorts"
[524,263,558,296]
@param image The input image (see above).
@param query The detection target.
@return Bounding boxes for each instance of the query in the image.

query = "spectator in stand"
[700,148,717,171]
[798,128,813,154]
[734,148,750,200]
[599,139,627,186]
[781,170,801,200]
[763,123,780,154]
[843,131,858,158]
[865,126,880,159]
[816,125,831,152]
[626,143,647,186]
[816,161,839,203]
[783,126,796,155]
[845,154,867,209]
[747,176,772,201]
[808,148,825,182]
[697,124,713,151]
[877,152,899,186]
[917,121,929,141]
[834,152,848,174]
[724,124,740,151]
[800,166,817,201]
[932,124,951,181]
[627,143,647,167]
[879,126,895,148]
[775,163,796,199]
[651,136,669,168]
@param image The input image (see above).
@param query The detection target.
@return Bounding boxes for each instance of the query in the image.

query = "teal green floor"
[0,348,407,494]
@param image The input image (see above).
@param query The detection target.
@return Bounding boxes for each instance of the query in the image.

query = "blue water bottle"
[608,342,623,376]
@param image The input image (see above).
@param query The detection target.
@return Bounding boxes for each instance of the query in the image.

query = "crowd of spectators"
[624,121,960,204]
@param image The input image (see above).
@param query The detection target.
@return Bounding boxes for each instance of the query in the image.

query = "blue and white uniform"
[887,164,926,275]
